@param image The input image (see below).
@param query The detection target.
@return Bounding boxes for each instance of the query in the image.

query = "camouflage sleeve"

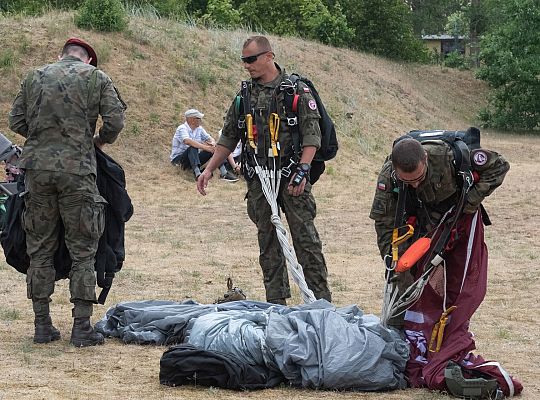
[217,95,242,152]
[464,149,510,213]
[297,82,321,149]
[8,75,29,137]
[96,71,126,144]
[369,160,397,258]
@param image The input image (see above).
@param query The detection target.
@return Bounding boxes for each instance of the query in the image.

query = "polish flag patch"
[303,87,311,93]
[378,182,386,191]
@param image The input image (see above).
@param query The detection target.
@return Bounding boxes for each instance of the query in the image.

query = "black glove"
[291,163,311,186]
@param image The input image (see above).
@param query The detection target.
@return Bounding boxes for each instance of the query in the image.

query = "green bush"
[75,0,128,32]
[443,50,469,70]
[203,0,240,26]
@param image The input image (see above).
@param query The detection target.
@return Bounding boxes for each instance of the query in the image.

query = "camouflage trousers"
[246,177,331,302]
[23,170,106,318]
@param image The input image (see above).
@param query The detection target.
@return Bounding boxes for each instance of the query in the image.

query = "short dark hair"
[392,138,426,173]
[62,44,89,61]
[243,36,272,53]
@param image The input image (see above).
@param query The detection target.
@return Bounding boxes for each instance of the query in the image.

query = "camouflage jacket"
[218,64,321,162]
[8,55,126,176]
[369,140,510,258]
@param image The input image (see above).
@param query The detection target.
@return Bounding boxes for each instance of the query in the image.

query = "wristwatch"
[292,163,311,186]
[298,163,311,173]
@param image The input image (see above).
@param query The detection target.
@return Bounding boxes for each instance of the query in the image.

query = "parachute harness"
[381,167,474,327]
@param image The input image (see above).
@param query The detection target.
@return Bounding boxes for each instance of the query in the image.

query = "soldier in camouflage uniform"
[197,36,331,305]
[8,38,125,346]
[369,137,509,328]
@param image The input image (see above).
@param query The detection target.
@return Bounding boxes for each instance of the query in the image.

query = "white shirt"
[170,122,211,161]
[232,140,242,158]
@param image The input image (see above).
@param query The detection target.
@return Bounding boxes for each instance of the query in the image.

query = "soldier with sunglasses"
[370,135,509,330]
[369,137,517,400]
[197,35,331,305]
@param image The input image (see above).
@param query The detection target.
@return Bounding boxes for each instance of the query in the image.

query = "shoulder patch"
[472,149,488,166]
[308,99,317,111]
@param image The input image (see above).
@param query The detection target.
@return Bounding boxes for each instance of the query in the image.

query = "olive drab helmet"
[444,361,504,399]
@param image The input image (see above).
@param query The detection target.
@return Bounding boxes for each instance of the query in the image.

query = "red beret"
[63,37,98,67]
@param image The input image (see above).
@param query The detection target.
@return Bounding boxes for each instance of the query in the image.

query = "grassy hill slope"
[0,11,488,172]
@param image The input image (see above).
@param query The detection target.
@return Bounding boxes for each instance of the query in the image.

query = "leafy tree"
[476,0,540,130]
[340,0,427,61]
[239,0,298,36]
[445,10,468,37]
[239,0,352,47]
[405,0,465,35]
[203,0,240,26]
[76,0,128,32]
[298,2,353,46]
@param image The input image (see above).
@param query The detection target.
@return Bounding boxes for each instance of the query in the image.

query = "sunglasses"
[396,162,427,185]
[240,51,269,64]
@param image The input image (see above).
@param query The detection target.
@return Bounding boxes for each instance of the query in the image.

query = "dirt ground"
[0,131,538,400]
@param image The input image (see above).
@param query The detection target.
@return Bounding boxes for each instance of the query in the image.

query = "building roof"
[422,35,465,40]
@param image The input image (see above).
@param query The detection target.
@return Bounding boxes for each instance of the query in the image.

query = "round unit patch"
[308,99,317,110]
[473,150,488,166]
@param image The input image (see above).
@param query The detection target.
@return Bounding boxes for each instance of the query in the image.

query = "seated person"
[219,129,241,175]
[170,110,238,182]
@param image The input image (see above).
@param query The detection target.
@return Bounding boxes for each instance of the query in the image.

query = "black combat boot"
[268,298,287,306]
[70,317,104,347]
[34,315,61,344]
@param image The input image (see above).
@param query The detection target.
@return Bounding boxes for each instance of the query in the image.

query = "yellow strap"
[428,306,457,352]
[391,224,415,262]
[246,114,255,149]
[269,113,280,157]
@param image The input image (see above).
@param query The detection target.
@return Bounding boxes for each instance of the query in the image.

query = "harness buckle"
[287,116,298,126]
[238,118,245,129]
[281,158,296,178]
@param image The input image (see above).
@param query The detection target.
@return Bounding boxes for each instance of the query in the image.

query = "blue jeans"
[172,147,212,172]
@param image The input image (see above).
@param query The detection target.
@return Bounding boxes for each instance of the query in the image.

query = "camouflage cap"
[63,37,98,67]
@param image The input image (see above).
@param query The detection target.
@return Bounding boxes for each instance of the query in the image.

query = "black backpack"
[394,127,481,188]
[282,74,338,184]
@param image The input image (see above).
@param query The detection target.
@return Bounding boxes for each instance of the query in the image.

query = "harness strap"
[291,94,299,113]
[429,305,457,352]
[282,75,301,161]
[392,181,410,263]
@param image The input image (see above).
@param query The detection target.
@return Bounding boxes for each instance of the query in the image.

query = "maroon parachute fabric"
[403,212,523,396]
